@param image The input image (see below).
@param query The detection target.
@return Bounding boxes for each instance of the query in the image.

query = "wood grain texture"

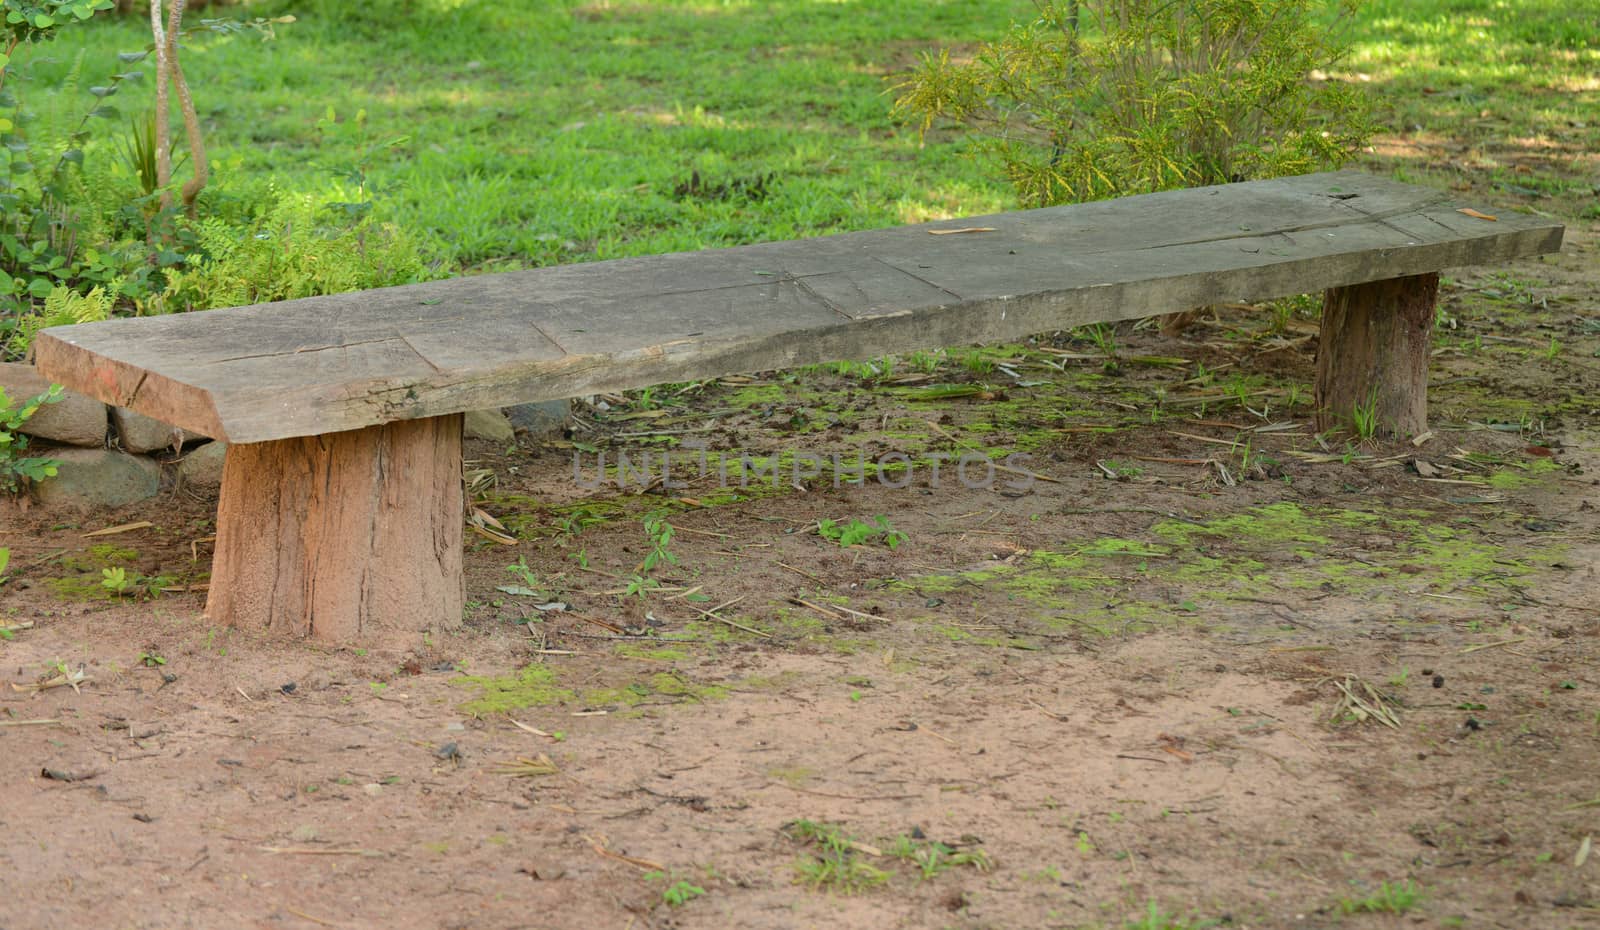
[33,172,1563,443]
[205,414,464,643]
[1314,274,1440,438]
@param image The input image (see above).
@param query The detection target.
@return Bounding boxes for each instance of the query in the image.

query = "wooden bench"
[31,171,1563,645]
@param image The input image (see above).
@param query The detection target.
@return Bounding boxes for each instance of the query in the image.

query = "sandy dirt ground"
[2,205,1598,929]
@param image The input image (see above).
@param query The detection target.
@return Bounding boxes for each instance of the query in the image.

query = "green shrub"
[4,284,110,360]
[157,192,427,312]
[1,3,297,358]
[894,0,1373,207]
[1,7,177,354]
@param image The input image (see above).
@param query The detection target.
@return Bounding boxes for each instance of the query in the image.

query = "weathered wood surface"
[205,415,464,641]
[34,171,1562,444]
[1315,273,1440,437]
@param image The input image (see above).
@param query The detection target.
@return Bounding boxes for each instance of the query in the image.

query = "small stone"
[464,408,516,444]
[32,448,160,509]
[505,399,571,439]
[177,441,228,490]
[111,407,187,454]
[0,362,107,447]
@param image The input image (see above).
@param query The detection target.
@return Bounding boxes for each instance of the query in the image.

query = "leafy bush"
[894,0,1373,207]
[157,192,426,311]
[0,381,62,492]
[1,4,303,360]
[3,284,109,359]
[1,4,177,354]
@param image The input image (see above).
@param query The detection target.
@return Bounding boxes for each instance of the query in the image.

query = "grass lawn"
[8,0,1592,282]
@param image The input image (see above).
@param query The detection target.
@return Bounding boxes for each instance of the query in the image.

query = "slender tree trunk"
[149,0,172,212]
[166,0,208,215]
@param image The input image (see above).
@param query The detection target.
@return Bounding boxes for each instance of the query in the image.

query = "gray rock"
[464,408,516,444]
[112,406,187,454]
[31,447,160,509]
[0,361,107,447]
[505,399,571,439]
[177,441,228,490]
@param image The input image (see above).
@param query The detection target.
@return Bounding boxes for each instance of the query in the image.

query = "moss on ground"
[453,664,734,716]
[887,501,1563,643]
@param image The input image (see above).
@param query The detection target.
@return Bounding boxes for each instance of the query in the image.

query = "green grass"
[1335,879,1425,916]
[786,819,890,894]
[8,0,1594,291]
[10,0,1026,277]
[1348,0,1599,208]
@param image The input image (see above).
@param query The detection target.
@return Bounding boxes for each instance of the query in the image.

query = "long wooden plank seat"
[32,171,1564,644]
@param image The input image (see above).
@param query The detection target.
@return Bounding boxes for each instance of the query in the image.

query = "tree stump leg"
[205,414,464,645]
[1314,273,1439,438]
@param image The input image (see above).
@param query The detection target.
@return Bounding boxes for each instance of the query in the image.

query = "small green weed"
[1122,900,1212,929]
[99,566,168,599]
[885,835,991,880]
[1351,389,1380,441]
[1336,879,1424,915]
[501,556,544,596]
[958,349,996,375]
[817,516,906,550]
[1100,460,1144,479]
[624,511,678,602]
[644,871,707,908]
[1,384,64,493]
[787,820,890,894]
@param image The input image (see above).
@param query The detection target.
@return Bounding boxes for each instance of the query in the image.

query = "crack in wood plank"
[783,272,853,321]
[398,334,445,375]
[871,255,965,303]
[123,370,150,407]
[1109,195,1453,257]
[203,336,410,365]
[525,320,568,358]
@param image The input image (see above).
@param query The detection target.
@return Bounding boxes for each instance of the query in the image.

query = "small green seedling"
[624,512,679,602]
[643,871,707,908]
[101,567,132,595]
[99,566,170,600]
